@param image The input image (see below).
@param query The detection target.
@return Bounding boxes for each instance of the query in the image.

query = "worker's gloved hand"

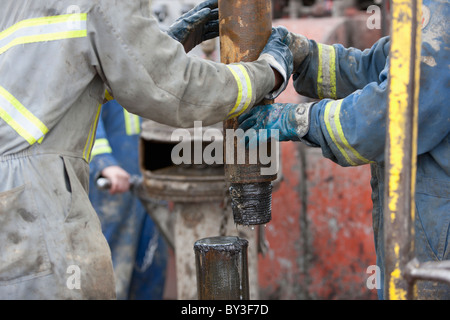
[238,102,314,148]
[285,31,310,73]
[257,26,294,99]
[167,0,219,53]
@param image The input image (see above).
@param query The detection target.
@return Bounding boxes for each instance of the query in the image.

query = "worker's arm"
[302,75,389,166]
[239,59,450,167]
[287,31,391,99]
[88,0,291,128]
[89,109,130,194]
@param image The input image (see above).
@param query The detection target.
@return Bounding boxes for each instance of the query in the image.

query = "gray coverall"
[0,0,277,299]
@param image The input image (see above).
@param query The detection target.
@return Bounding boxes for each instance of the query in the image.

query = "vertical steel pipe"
[384,0,422,300]
[219,0,276,226]
[194,236,250,300]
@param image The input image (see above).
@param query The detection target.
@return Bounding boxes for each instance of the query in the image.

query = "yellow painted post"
[384,0,423,300]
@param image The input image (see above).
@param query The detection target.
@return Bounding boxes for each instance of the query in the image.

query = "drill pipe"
[220,0,276,226]
[194,236,250,300]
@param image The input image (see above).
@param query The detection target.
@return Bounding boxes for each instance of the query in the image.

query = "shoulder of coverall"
[90,0,154,26]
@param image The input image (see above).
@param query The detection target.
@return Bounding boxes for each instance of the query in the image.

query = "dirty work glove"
[257,26,294,99]
[238,102,314,148]
[167,0,219,53]
[285,31,310,73]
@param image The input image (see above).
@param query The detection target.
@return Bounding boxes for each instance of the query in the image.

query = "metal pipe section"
[383,0,422,300]
[219,0,276,226]
[194,236,250,300]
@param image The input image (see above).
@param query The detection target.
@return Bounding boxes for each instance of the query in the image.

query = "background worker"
[89,98,168,300]
[0,0,292,299]
[238,0,449,299]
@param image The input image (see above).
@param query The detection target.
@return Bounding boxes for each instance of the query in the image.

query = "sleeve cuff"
[257,53,289,100]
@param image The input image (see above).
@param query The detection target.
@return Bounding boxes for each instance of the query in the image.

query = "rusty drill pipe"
[220,0,276,226]
[194,236,250,300]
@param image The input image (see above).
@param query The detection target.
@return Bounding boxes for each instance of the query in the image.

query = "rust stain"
[220,34,250,63]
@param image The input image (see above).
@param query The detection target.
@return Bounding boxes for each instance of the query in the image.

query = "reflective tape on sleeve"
[0,13,87,55]
[226,64,253,119]
[317,44,337,99]
[91,138,113,158]
[123,109,141,136]
[324,100,372,166]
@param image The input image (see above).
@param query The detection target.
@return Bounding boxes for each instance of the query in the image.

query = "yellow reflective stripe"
[0,107,35,144]
[91,138,113,158]
[0,86,48,134]
[317,44,324,98]
[0,86,48,145]
[234,65,253,118]
[332,100,372,165]
[329,48,337,99]
[0,14,87,55]
[134,115,141,134]
[91,146,112,158]
[94,138,109,146]
[104,90,114,102]
[123,109,141,135]
[324,101,355,165]
[226,65,253,119]
[226,66,243,116]
[317,44,337,99]
[83,103,102,162]
[324,100,372,166]
[0,31,87,55]
[0,14,87,39]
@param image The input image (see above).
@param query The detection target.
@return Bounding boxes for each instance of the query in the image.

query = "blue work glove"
[285,31,310,73]
[257,26,294,99]
[167,0,219,53]
[238,102,314,148]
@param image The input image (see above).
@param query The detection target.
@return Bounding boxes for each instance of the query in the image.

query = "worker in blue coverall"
[239,0,449,299]
[89,98,168,300]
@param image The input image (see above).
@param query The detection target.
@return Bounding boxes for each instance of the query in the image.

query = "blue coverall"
[295,0,449,299]
[89,99,168,300]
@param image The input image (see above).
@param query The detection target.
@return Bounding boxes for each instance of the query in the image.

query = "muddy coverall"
[0,0,283,299]
[239,0,449,299]
[89,99,168,300]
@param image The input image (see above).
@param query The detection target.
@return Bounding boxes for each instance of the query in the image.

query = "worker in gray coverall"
[0,0,292,299]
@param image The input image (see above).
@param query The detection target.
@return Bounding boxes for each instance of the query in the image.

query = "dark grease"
[229,182,272,225]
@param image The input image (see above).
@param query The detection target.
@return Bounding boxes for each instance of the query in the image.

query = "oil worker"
[238,0,449,299]
[0,0,292,299]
